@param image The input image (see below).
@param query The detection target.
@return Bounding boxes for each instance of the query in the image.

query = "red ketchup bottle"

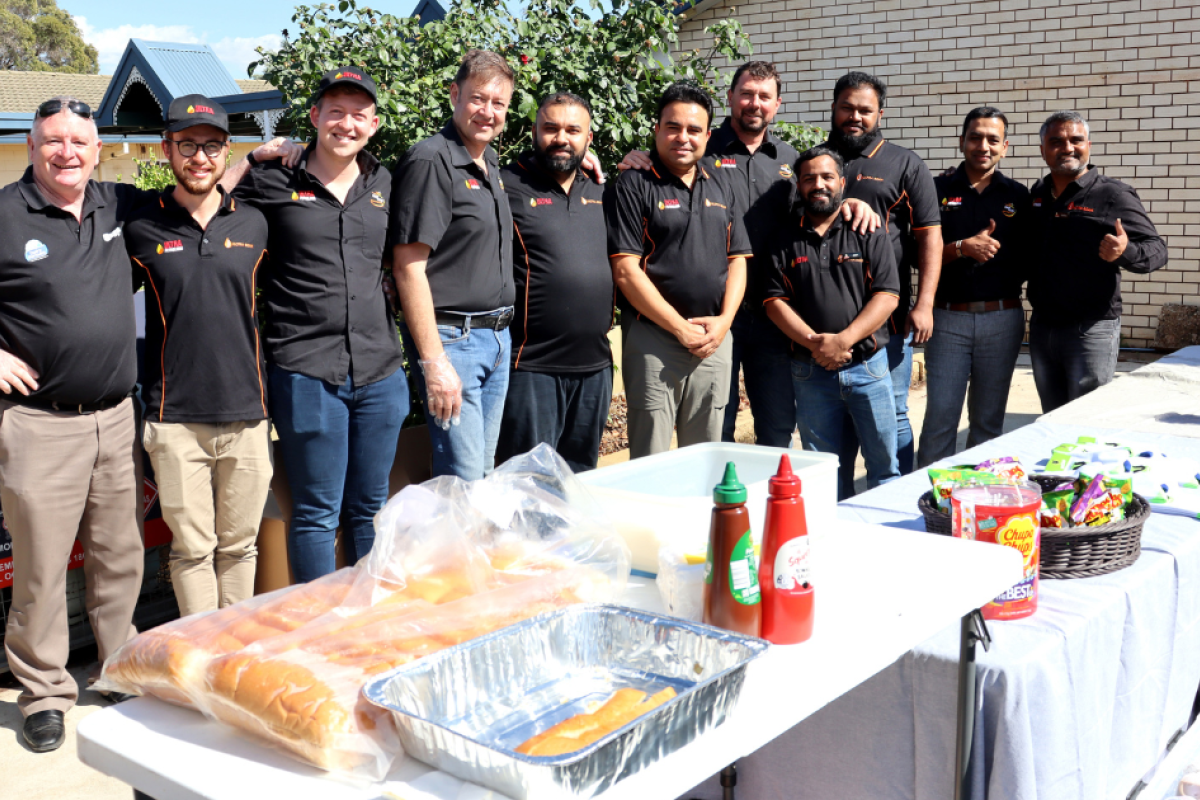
[759,455,814,644]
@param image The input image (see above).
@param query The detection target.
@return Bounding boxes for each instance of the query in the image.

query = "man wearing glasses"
[124,96,273,619]
[0,95,293,753]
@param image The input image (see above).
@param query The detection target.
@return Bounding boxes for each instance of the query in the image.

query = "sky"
[71,0,421,79]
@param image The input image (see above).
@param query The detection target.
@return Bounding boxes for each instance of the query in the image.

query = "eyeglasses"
[37,99,92,119]
[168,140,228,158]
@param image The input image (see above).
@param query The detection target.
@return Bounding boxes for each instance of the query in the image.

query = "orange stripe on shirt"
[512,222,533,370]
[250,250,267,417]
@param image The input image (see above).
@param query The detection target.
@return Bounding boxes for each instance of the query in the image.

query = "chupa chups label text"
[951,484,1041,621]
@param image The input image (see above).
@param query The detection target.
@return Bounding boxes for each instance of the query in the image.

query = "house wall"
[678,0,1200,347]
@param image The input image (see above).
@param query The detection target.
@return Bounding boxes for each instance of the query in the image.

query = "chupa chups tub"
[951,481,1042,621]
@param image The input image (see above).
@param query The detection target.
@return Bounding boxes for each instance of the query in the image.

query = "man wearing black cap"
[125,95,272,617]
[232,67,407,584]
[0,93,293,752]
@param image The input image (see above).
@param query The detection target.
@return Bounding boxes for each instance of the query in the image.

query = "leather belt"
[937,298,1023,313]
[19,394,128,414]
[435,308,514,331]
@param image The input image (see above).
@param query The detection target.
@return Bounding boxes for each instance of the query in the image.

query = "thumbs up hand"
[1100,218,1128,262]
[963,218,1001,263]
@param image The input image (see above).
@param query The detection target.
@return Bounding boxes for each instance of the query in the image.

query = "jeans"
[917,308,1025,468]
[1029,315,1120,413]
[495,367,613,473]
[269,366,408,583]
[792,349,900,500]
[402,311,512,480]
[721,308,795,448]
[837,331,913,498]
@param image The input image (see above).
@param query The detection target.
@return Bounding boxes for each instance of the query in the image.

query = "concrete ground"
[0,350,1154,799]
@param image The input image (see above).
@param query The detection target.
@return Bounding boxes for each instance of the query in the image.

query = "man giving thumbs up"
[1026,111,1166,413]
[918,107,1031,467]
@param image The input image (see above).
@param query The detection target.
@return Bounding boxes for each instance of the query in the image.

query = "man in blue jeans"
[765,146,901,498]
[391,50,515,479]
[1026,111,1167,412]
[234,67,408,582]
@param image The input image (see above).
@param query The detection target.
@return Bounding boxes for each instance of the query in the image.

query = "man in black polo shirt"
[1027,110,1167,412]
[391,50,515,480]
[917,107,1030,467]
[765,146,901,497]
[607,82,752,458]
[495,92,613,472]
[826,71,942,484]
[233,67,408,583]
[125,96,272,616]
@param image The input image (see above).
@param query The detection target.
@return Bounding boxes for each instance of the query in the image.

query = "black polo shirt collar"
[649,147,711,187]
[709,117,781,159]
[295,142,381,190]
[17,168,108,215]
[515,151,588,195]
[1036,163,1100,203]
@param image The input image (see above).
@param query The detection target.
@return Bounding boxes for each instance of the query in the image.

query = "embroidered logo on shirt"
[102,226,123,242]
[530,197,553,207]
[465,179,482,190]
[370,191,385,208]
[857,174,885,182]
[704,198,727,210]
[1003,202,1017,217]
[793,256,809,265]
[225,239,254,249]
[779,164,794,179]
[291,190,317,201]
[837,252,863,264]
[580,197,603,205]
[157,239,184,254]
[657,198,681,210]
[24,239,48,262]
[714,158,738,169]
[1033,198,1043,208]
[1067,201,1095,213]
[942,197,963,208]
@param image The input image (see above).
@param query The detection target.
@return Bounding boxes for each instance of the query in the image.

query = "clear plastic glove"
[418,353,462,431]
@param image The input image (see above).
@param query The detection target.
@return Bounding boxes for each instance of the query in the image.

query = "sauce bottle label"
[774,537,810,590]
[729,530,761,606]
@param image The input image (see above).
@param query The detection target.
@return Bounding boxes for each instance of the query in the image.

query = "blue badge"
[24,239,48,263]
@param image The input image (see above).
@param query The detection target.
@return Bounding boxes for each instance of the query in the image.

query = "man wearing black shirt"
[607,82,752,457]
[234,67,408,583]
[126,96,272,616]
[826,72,942,484]
[392,50,515,480]
[495,93,613,472]
[1027,110,1167,411]
[765,146,900,497]
[918,107,1030,467]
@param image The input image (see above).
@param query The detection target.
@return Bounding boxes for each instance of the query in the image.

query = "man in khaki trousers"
[125,96,273,616]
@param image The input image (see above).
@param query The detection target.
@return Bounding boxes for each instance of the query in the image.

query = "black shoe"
[100,691,136,704]
[22,709,65,753]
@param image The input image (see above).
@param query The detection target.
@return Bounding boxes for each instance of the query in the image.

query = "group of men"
[0,48,1165,754]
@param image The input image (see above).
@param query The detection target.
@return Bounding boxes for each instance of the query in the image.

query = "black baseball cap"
[166,94,229,134]
[311,66,378,106]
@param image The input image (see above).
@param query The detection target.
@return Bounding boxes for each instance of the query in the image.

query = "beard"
[734,109,768,134]
[174,164,224,195]
[534,143,584,175]
[1049,158,1087,179]
[801,188,843,217]
[827,115,882,159]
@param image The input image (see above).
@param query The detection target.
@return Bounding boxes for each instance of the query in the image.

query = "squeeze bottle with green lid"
[702,462,761,637]
[759,455,814,644]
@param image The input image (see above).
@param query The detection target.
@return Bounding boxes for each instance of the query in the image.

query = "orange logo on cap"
[336,70,362,81]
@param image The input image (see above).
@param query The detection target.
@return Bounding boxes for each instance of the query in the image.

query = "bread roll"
[517,687,678,757]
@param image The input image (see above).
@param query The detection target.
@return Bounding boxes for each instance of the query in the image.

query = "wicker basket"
[917,474,1149,579]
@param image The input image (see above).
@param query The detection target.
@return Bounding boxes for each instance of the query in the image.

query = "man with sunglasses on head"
[0,95,294,753]
[124,96,273,619]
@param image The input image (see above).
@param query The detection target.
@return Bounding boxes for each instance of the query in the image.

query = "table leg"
[688,762,737,800]
[955,610,991,800]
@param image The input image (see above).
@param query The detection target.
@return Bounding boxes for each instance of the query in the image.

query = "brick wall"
[678,0,1200,346]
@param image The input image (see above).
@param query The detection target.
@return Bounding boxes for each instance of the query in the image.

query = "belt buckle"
[496,308,514,329]
[969,301,987,313]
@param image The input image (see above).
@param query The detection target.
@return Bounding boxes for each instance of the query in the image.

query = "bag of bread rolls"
[97,444,629,780]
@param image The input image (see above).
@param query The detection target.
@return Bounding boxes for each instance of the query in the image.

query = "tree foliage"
[252,0,822,170]
[0,0,98,73]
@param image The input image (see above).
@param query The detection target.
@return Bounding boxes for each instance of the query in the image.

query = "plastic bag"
[656,545,705,622]
[97,444,630,780]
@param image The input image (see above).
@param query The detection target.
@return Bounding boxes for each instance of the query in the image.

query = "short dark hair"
[453,49,515,88]
[832,71,887,109]
[538,91,592,121]
[795,145,845,179]
[656,81,714,127]
[730,61,782,98]
[962,106,1009,138]
[1039,110,1089,142]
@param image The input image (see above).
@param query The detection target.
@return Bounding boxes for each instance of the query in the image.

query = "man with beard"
[1027,110,1166,411]
[617,61,878,448]
[392,50,515,479]
[607,82,752,457]
[494,93,613,471]
[826,71,941,486]
[917,107,1030,466]
[125,96,272,616]
[765,146,900,496]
